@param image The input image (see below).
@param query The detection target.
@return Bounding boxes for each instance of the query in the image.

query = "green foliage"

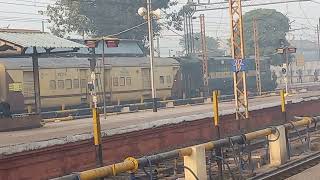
[179,32,224,56]
[243,9,290,65]
[44,0,175,40]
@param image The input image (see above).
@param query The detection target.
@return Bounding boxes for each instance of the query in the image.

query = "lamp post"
[138,1,161,112]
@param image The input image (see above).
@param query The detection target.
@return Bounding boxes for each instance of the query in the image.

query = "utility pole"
[146,0,158,112]
[228,0,249,124]
[253,18,262,96]
[87,44,103,168]
[156,36,160,57]
[200,14,209,96]
[41,21,45,32]
[317,19,320,59]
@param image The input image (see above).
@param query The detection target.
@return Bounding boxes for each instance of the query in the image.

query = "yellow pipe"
[79,158,138,180]
[245,128,274,141]
[284,117,313,129]
[178,148,192,157]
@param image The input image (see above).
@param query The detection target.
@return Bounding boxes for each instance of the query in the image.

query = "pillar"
[32,47,41,114]
[268,125,288,166]
[184,145,207,180]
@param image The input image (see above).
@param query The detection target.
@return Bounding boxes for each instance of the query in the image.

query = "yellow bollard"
[92,107,103,167]
[280,89,286,113]
[213,91,219,127]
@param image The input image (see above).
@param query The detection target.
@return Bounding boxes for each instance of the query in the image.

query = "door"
[80,69,88,103]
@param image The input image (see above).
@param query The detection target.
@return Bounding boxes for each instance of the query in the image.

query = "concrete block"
[121,107,130,113]
[184,145,207,180]
[166,101,174,108]
[268,125,288,166]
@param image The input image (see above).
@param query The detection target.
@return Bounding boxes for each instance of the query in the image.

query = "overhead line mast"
[253,18,262,96]
[228,0,249,122]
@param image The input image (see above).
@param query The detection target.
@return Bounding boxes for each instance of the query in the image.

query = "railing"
[52,116,320,180]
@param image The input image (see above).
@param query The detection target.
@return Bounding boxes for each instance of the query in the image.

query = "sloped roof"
[0,31,86,49]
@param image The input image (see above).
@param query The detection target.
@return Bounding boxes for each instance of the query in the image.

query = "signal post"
[85,37,120,168]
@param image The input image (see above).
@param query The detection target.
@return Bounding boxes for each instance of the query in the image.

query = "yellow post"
[92,107,102,146]
[280,89,286,113]
[213,91,219,127]
[212,90,223,179]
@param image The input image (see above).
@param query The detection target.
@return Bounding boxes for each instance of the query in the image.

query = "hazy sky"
[0,0,319,56]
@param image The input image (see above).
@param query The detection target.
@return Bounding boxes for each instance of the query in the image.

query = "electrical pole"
[156,37,160,57]
[88,45,103,168]
[102,40,107,120]
[228,0,249,124]
[146,0,157,112]
[200,14,209,96]
[253,18,262,96]
[317,20,320,59]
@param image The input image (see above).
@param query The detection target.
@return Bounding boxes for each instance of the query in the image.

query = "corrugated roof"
[75,40,144,55]
[0,57,179,69]
[0,32,86,48]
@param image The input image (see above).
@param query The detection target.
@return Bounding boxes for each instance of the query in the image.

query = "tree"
[179,32,224,56]
[243,9,290,65]
[43,0,176,41]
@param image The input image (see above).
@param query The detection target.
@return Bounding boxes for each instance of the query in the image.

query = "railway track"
[250,151,320,180]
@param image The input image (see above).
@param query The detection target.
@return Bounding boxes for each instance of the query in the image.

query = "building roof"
[74,39,144,56]
[0,31,86,49]
[0,57,179,69]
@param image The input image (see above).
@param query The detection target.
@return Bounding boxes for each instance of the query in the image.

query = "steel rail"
[250,151,320,180]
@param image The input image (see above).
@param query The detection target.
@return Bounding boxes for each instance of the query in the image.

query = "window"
[126,77,132,86]
[80,79,87,88]
[160,76,164,84]
[113,77,118,86]
[166,75,172,84]
[65,79,72,89]
[120,77,125,86]
[58,80,64,89]
[49,80,56,90]
[73,79,79,89]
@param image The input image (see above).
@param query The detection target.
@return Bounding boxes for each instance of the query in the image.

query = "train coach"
[0,57,180,113]
[172,56,277,98]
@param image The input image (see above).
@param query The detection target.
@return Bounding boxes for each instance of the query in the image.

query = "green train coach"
[172,56,277,98]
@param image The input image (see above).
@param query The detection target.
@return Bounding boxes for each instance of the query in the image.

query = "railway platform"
[1,91,320,180]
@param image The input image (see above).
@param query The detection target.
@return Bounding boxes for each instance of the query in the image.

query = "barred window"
[49,80,56,90]
[126,77,132,86]
[65,79,72,89]
[120,77,125,86]
[58,80,64,89]
[80,79,87,88]
[113,77,118,86]
[160,76,164,84]
[73,79,79,89]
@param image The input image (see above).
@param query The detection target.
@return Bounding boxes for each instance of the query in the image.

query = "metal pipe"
[284,117,313,129]
[245,127,274,141]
